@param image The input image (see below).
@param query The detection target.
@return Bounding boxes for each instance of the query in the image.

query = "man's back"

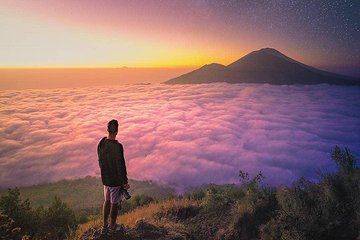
[97,137,128,187]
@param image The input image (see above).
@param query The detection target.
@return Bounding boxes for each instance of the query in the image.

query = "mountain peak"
[227,47,292,70]
[200,63,225,69]
[243,47,289,61]
[257,48,289,58]
[257,47,281,54]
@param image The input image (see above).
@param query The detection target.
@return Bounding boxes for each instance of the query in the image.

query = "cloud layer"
[1,83,360,191]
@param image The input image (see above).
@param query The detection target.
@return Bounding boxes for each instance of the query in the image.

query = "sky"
[0,67,196,90]
[0,1,360,191]
[1,0,359,77]
[1,83,359,191]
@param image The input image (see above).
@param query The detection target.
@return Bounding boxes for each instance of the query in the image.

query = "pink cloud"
[0,83,359,191]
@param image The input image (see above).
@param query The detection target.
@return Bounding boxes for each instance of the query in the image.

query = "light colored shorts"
[104,186,125,204]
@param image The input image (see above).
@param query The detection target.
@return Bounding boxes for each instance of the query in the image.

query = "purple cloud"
[0,83,359,192]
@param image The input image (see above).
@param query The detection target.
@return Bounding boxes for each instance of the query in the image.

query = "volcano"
[165,48,360,85]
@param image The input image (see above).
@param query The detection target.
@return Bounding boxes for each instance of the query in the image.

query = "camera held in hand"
[122,188,131,200]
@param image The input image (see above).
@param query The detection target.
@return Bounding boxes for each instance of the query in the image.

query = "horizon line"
[0,65,200,69]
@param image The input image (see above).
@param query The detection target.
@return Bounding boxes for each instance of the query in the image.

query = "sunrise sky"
[1,0,359,76]
[1,0,360,190]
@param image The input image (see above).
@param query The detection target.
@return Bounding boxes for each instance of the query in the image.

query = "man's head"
[107,119,118,136]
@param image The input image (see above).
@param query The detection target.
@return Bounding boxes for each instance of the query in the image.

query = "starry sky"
[1,0,359,76]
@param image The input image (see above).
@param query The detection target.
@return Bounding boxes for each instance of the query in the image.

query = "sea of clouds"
[1,83,360,191]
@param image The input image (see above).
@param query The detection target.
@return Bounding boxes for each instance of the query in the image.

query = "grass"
[118,198,199,227]
[74,197,200,239]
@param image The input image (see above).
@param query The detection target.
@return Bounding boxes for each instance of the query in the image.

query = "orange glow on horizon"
[0,67,199,90]
[0,1,259,69]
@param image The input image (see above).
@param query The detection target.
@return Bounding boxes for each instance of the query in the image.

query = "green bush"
[0,189,77,240]
[217,171,277,240]
[201,185,236,211]
[261,146,360,240]
[184,188,206,200]
[39,197,77,239]
[0,188,35,237]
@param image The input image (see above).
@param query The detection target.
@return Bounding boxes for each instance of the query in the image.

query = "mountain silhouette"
[165,48,360,85]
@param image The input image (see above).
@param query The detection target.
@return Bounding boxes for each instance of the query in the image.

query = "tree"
[40,196,77,240]
[0,189,77,240]
[0,188,34,236]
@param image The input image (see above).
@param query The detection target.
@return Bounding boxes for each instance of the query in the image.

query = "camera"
[122,189,131,200]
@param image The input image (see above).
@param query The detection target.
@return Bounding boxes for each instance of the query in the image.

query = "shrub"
[39,196,77,240]
[0,188,35,237]
[184,188,206,200]
[261,146,360,240]
[218,171,277,240]
[0,189,77,240]
[201,185,235,211]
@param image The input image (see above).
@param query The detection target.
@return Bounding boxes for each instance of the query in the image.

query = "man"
[97,119,130,235]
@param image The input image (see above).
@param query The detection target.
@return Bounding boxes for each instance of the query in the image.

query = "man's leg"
[109,187,123,228]
[109,202,121,228]
[102,200,111,227]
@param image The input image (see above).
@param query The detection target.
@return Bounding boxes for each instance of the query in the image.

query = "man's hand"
[123,183,130,190]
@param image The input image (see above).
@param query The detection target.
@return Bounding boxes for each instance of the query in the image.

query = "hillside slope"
[0,176,174,213]
[77,147,360,240]
[79,184,253,240]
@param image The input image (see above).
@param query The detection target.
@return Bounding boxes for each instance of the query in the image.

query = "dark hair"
[107,119,118,134]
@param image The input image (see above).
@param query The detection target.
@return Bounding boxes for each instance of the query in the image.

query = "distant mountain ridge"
[165,48,360,85]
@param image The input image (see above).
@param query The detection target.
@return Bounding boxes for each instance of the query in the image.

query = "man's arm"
[97,137,106,169]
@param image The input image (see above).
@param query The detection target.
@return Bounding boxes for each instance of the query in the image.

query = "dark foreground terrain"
[78,146,360,240]
[1,146,359,240]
